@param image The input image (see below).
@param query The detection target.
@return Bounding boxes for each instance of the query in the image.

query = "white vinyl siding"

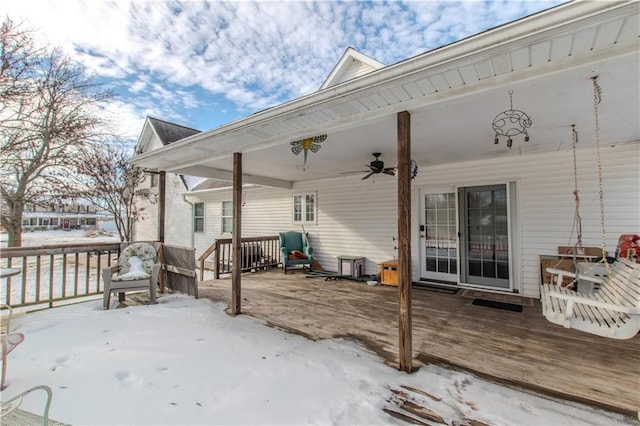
[165,173,196,247]
[187,143,638,299]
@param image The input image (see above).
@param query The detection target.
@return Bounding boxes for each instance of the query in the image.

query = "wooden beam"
[397,110,413,372]
[230,153,242,315]
[172,165,293,189]
[158,171,166,293]
[158,171,166,243]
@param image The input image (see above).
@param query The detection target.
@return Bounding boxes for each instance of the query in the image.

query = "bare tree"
[76,144,148,242]
[0,18,112,246]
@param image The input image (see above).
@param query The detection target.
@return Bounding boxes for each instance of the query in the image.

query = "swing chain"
[591,76,610,278]
[570,124,583,281]
[571,125,582,250]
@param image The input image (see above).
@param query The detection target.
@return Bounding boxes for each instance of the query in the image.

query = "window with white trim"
[221,201,233,233]
[193,202,205,233]
[292,193,316,224]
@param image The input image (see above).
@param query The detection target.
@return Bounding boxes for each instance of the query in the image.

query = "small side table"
[337,256,365,278]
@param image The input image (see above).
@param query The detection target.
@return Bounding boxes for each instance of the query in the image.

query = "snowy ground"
[0,229,120,247]
[1,294,634,425]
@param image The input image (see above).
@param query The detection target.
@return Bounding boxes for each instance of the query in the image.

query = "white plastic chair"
[102,242,161,309]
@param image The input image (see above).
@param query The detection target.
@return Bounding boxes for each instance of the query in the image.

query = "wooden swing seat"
[540,257,640,339]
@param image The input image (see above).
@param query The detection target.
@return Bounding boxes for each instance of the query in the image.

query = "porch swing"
[540,77,640,339]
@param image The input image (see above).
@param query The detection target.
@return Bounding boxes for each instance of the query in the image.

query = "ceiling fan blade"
[382,167,397,176]
[361,172,374,180]
[340,170,369,175]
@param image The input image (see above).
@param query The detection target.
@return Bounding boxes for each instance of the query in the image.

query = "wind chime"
[290,134,326,170]
[492,90,533,148]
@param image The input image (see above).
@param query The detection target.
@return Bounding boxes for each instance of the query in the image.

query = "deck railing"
[198,236,281,279]
[1,242,122,308]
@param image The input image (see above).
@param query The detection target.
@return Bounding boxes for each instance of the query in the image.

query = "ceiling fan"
[359,152,397,180]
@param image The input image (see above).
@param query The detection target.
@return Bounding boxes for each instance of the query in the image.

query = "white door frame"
[418,186,459,283]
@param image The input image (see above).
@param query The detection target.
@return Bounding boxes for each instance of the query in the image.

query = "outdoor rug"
[461,289,534,307]
[472,298,523,312]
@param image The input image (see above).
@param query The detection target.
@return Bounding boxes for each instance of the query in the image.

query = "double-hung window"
[221,201,233,233]
[193,202,205,233]
[292,193,316,224]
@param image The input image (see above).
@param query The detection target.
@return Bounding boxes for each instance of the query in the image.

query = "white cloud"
[3,0,564,135]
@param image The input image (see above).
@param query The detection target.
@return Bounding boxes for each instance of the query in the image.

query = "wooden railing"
[1,242,122,308]
[198,236,281,279]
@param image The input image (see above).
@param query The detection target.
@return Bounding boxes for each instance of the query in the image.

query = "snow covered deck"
[199,270,640,416]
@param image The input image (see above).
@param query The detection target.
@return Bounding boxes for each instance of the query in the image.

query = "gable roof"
[320,47,385,90]
[147,117,201,146]
[135,117,204,190]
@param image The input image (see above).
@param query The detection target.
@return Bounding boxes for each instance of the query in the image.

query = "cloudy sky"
[4,0,564,143]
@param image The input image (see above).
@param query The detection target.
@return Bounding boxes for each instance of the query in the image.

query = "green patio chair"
[279,231,313,274]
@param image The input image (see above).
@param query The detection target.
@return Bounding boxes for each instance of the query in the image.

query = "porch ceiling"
[131,1,639,186]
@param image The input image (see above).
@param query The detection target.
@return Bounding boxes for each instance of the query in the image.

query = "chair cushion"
[113,256,151,281]
[288,250,308,260]
[118,243,157,276]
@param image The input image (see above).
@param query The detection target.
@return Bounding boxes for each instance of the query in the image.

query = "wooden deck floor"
[198,270,640,416]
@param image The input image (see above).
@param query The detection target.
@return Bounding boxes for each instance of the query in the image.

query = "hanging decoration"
[394,160,419,180]
[290,134,327,171]
[492,90,532,148]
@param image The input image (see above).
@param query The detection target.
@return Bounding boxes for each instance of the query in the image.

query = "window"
[221,201,233,233]
[293,193,316,224]
[193,202,205,233]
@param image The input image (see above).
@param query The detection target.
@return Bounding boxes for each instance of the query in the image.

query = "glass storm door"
[459,185,510,288]
[420,189,458,282]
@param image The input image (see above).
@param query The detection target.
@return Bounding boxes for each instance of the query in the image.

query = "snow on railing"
[1,243,121,308]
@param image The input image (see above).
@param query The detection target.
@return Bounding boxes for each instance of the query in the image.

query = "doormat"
[412,282,458,294]
[461,289,534,307]
[472,298,523,312]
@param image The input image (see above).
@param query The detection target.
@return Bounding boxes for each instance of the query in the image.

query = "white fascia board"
[133,118,154,154]
[130,1,634,171]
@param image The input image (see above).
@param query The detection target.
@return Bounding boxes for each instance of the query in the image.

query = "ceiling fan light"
[507,137,513,148]
[494,135,499,144]
[524,134,530,142]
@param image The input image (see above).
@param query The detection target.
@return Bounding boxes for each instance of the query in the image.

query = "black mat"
[472,298,523,312]
[412,282,459,294]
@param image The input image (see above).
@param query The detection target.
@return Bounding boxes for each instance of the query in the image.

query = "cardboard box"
[541,258,575,287]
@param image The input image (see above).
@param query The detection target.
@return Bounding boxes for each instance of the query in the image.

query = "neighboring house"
[132,117,202,244]
[22,200,112,231]
[132,1,639,300]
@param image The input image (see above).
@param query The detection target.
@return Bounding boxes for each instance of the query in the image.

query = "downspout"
[182,194,196,248]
